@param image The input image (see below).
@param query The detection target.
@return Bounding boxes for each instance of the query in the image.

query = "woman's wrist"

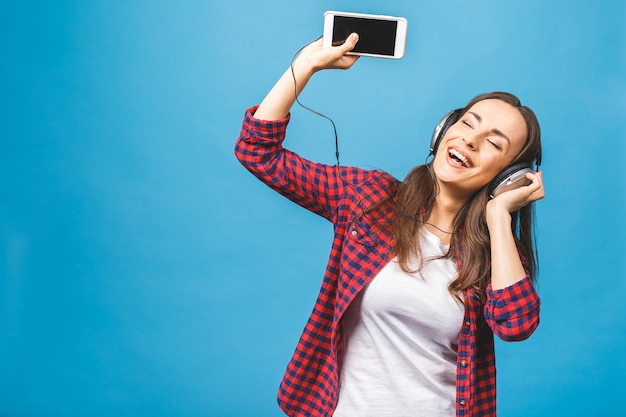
[486,200,512,232]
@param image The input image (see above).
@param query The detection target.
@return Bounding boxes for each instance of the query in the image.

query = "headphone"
[429,109,542,199]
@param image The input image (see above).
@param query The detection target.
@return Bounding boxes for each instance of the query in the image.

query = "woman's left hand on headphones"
[487,171,545,215]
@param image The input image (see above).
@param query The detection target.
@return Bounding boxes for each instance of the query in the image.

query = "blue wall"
[1,1,625,416]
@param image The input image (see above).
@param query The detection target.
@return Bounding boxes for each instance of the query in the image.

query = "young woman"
[235,34,544,417]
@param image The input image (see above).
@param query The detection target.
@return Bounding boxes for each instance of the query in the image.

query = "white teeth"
[449,149,472,168]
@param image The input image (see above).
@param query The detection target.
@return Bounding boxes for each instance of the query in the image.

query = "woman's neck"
[425,192,466,240]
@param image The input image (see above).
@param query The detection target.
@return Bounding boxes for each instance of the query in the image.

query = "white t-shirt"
[333,228,463,417]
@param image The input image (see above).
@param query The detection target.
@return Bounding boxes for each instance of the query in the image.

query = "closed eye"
[487,139,502,150]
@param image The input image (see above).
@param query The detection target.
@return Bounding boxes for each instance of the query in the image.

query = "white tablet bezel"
[322,11,408,59]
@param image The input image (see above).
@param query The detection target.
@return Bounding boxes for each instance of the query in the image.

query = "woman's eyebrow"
[467,111,511,143]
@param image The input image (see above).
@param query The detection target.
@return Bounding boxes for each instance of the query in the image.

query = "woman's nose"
[462,136,476,149]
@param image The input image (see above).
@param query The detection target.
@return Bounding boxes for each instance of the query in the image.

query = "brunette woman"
[235,34,544,417]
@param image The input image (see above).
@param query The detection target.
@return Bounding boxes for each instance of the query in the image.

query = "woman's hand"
[293,34,360,75]
[486,171,545,221]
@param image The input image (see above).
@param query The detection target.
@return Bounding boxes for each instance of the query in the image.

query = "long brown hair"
[393,92,542,303]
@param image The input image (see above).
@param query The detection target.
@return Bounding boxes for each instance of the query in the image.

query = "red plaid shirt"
[235,106,540,417]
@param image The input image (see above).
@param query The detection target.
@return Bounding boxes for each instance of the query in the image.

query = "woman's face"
[432,99,528,198]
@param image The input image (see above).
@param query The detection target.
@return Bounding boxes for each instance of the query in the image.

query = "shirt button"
[465,320,471,327]
[351,230,357,236]
[460,360,468,367]
[459,400,467,406]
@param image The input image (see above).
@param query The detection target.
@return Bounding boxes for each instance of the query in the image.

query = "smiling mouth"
[448,148,474,168]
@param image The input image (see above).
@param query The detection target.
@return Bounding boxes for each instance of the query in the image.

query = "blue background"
[1,1,625,416]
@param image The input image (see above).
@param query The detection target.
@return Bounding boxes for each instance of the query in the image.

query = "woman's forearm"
[487,209,527,290]
[486,172,544,289]
[254,62,314,121]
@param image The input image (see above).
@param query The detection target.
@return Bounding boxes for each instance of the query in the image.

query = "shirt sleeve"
[483,275,540,341]
[234,105,346,220]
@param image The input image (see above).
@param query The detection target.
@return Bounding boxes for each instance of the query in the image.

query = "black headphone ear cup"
[430,109,462,156]
[488,161,534,199]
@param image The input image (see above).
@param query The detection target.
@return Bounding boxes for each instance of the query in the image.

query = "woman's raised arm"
[254,34,360,121]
